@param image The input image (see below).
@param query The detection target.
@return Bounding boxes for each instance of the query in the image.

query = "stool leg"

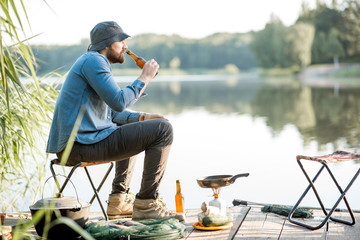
[50,161,61,192]
[50,161,82,196]
[298,161,329,217]
[325,165,360,226]
[84,167,108,221]
[90,162,114,204]
[59,163,82,194]
[288,163,327,230]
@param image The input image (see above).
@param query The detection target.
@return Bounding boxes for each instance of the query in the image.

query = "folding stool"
[50,159,114,220]
[288,151,360,230]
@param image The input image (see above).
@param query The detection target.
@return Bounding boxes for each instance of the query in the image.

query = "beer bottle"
[175,180,184,213]
[126,49,158,76]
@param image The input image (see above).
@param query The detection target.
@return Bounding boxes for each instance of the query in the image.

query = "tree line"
[32,0,360,75]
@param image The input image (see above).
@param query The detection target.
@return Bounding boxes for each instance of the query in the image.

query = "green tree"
[285,23,315,68]
[297,0,359,63]
[312,31,328,63]
[326,28,345,67]
[33,32,258,74]
[251,15,315,69]
[250,15,287,68]
[340,0,360,59]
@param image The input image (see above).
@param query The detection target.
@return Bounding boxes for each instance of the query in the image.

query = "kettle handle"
[42,175,82,209]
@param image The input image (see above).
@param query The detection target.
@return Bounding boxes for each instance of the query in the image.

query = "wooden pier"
[1,206,360,239]
[184,206,360,239]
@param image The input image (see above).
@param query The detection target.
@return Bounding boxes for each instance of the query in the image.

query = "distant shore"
[302,63,360,78]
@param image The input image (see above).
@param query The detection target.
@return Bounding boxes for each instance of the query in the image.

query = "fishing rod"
[232,199,360,213]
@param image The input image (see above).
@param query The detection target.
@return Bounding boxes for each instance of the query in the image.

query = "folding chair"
[288,151,360,230]
[50,159,114,221]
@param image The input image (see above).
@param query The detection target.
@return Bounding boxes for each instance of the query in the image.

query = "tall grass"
[0,0,57,214]
[0,2,98,239]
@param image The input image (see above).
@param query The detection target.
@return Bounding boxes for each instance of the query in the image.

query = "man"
[46,21,176,220]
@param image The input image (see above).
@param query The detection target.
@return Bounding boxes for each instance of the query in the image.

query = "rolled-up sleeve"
[111,109,140,125]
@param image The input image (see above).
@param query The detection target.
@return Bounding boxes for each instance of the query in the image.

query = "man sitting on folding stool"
[46,21,178,220]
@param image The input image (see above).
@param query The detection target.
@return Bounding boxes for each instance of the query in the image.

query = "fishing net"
[261,204,313,218]
[85,217,187,240]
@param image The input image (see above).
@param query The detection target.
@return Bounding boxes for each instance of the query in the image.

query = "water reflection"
[252,83,360,154]
[124,76,259,115]
[123,76,360,152]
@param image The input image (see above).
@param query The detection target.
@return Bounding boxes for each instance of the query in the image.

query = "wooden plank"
[260,213,286,239]
[183,208,198,238]
[1,212,36,235]
[326,211,360,240]
[184,206,250,240]
[234,208,285,239]
[281,220,326,239]
[5,209,360,239]
[227,207,251,240]
[234,208,266,239]
[281,209,335,239]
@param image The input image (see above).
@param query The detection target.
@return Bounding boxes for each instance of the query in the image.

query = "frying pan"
[197,173,249,189]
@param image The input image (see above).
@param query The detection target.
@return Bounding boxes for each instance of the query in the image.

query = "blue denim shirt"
[46,51,145,153]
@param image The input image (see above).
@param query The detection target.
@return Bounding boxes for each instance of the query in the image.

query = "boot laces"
[154,196,171,214]
[156,196,166,207]
[125,192,135,204]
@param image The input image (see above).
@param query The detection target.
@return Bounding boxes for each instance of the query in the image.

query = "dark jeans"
[56,118,173,199]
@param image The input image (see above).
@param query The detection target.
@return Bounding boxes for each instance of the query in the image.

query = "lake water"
[47,74,360,213]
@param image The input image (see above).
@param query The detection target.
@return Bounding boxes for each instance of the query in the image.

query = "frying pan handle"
[229,173,250,184]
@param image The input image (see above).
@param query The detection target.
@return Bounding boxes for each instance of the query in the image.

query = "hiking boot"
[106,192,135,219]
[132,195,178,220]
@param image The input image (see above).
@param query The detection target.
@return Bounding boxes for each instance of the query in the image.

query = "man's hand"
[137,59,159,96]
[139,112,167,121]
[138,59,159,84]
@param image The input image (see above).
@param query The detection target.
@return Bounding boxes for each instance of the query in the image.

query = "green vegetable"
[201,215,233,227]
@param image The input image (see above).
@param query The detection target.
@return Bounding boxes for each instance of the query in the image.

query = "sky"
[22,0,322,45]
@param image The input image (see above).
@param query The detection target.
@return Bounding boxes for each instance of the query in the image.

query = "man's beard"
[107,48,125,64]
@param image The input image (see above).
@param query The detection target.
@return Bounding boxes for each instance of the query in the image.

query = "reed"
[0,1,94,239]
